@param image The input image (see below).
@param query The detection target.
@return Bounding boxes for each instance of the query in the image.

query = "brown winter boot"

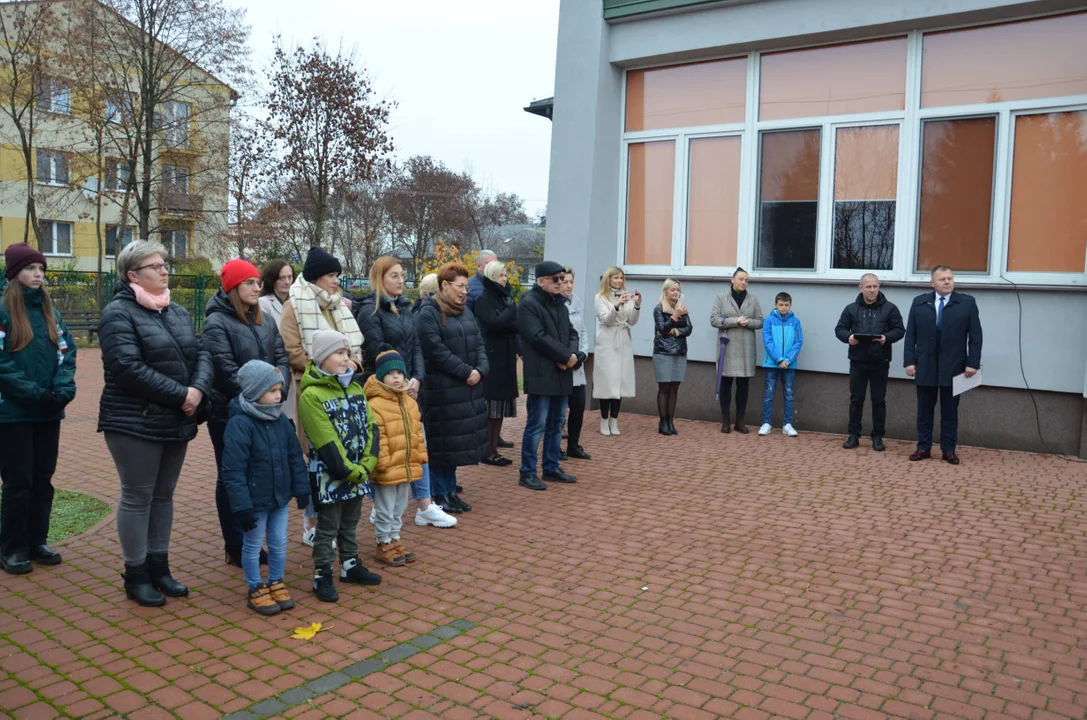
[391,540,416,564]
[374,542,405,567]
[247,584,281,615]
[267,581,295,610]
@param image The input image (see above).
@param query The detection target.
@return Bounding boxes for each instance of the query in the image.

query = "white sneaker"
[302,525,316,547]
[783,424,798,437]
[369,506,376,524]
[758,423,772,436]
[600,418,611,436]
[608,418,620,436]
[416,504,457,528]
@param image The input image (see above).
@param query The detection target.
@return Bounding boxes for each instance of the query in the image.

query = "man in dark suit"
[903,265,982,464]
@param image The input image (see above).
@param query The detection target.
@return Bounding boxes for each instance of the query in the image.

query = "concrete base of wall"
[586,356,1087,458]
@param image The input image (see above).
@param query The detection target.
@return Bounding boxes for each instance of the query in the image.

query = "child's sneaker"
[374,542,405,567]
[391,539,416,564]
[758,423,772,436]
[247,584,281,615]
[301,525,316,547]
[268,581,295,610]
[415,504,457,528]
[313,566,339,602]
[369,506,376,524]
[783,424,799,437]
[341,556,382,585]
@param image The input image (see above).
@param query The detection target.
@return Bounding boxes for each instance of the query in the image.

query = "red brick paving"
[1,349,1087,718]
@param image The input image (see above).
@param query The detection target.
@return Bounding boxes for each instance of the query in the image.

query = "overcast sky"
[236,0,559,216]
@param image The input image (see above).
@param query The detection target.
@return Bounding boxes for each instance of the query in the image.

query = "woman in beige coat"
[709,268,763,434]
[592,266,641,436]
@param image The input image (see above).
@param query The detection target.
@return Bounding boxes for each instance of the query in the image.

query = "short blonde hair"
[483,260,506,282]
[597,266,625,298]
[659,278,681,308]
[418,273,439,297]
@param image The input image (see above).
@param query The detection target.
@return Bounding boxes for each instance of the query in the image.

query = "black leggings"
[656,382,681,419]
[567,385,586,451]
[718,377,749,420]
[599,398,622,419]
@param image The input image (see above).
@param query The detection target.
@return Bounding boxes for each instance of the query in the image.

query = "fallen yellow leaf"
[290,622,330,640]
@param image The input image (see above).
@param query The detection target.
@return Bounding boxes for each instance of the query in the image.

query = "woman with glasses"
[415,263,489,516]
[98,241,213,606]
[202,259,291,566]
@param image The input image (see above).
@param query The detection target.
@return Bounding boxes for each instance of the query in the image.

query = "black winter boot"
[667,418,679,435]
[658,417,669,435]
[147,553,189,597]
[123,562,166,607]
[340,556,382,586]
[313,565,339,602]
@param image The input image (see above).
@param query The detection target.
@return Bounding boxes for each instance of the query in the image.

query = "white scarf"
[288,276,364,361]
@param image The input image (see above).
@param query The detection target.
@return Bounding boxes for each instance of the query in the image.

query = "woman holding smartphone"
[592,266,640,436]
[652,279,691,436]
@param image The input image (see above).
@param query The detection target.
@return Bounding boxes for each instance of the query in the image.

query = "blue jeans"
[429,465,457,497]
[242,505,289,590]
[762,368,796,425]
[520,394,568,477]
[411,426,430,501]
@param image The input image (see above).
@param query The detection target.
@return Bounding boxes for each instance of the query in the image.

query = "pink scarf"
[132,283,171,311]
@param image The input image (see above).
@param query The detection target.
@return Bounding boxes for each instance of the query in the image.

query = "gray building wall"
[546,0,1087,457]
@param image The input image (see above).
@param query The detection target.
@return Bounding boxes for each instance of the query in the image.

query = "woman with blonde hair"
[473,260,519,466]
[592,266,640,435]
[0,243,76,575]
[652,279,692,435]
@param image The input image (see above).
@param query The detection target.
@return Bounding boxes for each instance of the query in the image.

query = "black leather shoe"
[519,474,547,491]
[30,545,62,566]
[872,437,886,452]
[658,418,670,435]
[497,437,514,448]
[481,454,511,467]
[842,436,859,449]
[734,423,749,434]
[666,418,678,435]
[720,422,731,434]
[543,470,577,484]
[0,551,33,575]
[567,446,592,460]
[147,553,189,597]
[447,492,472,512]
[123,562,166,607]
[432,495,463,514]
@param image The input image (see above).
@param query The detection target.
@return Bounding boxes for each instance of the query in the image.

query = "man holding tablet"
[835,274,906,451]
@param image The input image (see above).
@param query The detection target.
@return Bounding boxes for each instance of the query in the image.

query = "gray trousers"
[105,433,188,565]
[313,495,363,569]
[372,483,409,544]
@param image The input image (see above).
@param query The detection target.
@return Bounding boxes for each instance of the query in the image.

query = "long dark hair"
[260,259,293,297]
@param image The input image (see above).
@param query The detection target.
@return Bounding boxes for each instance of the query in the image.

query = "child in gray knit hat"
[221,360,310,615]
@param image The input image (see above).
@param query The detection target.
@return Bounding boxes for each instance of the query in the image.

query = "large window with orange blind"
[618,9,1087,283]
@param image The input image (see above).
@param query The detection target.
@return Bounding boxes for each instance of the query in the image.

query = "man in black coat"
[834,273,905,452]
[903,265,982,465]
[516,261,582,491]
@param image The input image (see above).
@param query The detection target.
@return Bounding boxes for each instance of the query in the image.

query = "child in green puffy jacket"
[298,329,382,602]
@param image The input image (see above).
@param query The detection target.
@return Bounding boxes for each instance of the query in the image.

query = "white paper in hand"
[952,367,983,396]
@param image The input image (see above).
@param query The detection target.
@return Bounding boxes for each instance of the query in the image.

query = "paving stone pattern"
[1,349,1086,719]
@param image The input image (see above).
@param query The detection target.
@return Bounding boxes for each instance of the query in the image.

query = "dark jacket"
[517,284,580,397]
[652,303,692,357]
[834,292,905,364]
[474,277,520,403]
[466,272,485,312]
[903,291,983,387]
[416,298,489,467]
[220,398,309,514]
[356,293,424,383]
[0,287,76,423]
[202,289,290,423]
[97,282,213,442]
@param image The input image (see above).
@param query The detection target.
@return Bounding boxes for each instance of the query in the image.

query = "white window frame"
[163,228,189,258]
[105,91,135,125]
[616,14,1087,287]
[36,77,70,114]
[39,220,73,256]
[162,101,191,148]
[162,164,190,194]
[105,159,132,192]
[36,149,70,186]
[104,225,134,258]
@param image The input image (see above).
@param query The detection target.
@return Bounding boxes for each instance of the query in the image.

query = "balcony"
[160,192,204,218]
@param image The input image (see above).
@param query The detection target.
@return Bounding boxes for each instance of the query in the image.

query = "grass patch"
[48,490,110,544]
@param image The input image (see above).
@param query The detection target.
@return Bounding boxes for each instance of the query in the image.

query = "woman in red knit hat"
[202,258,291,566]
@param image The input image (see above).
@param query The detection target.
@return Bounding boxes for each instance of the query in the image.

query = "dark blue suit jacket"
[903,291,982,387]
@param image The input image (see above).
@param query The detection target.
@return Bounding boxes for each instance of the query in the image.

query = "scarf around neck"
[132,283,171,311]
[239,395,284,422]
[731,288,747,310]
[288,276,363,361]
[433,291,465,322]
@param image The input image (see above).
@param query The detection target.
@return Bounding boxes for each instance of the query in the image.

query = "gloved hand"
[295,494,311,511]
[36,390,65,412]
[234,509,256,532]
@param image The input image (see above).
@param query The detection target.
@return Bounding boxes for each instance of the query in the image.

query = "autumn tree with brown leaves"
[385,155,472,272]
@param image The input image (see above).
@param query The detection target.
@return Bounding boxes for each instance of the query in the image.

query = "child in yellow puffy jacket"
[363,346,428,567]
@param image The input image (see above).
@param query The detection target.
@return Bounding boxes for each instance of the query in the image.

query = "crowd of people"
[0,241,982,611]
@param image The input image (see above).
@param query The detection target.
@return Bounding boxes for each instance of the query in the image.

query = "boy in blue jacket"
[221,360,310,615]
[758,292,803,437]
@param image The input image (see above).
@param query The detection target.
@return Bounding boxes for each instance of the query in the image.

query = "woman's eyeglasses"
[134,262,168,273]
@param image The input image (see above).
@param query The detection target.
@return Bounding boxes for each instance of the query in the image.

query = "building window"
[105,225,134,257]
[624,140,674,265]
[36,150,70,186]
[626,57,747,132]
[832,125,899,270]
[162,101,191,148]
[756,129,820,270]
[105,159,132,192]
[36,77,70,114]
[1006,110,1087,273]
[686,135,741,266]
[106,91,135,125]
[162,164,189,193]
[39,221,73,256]
[916,117,996,273]
[163,228,189,258]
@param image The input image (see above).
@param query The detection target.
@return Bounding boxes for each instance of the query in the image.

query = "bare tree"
[228,116,270,258]
[385,155,471,271]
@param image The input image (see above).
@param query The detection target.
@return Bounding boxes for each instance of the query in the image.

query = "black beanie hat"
[302,246,342,283]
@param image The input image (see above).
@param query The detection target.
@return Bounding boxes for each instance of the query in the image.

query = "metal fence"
[43,271,215,331]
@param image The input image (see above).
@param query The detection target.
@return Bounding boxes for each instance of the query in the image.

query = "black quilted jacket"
[97,282,213,442]
[653,303,693,356]
[355,293,425,383]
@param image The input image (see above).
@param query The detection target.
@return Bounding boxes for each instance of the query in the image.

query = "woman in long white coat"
[592,266,641,436]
